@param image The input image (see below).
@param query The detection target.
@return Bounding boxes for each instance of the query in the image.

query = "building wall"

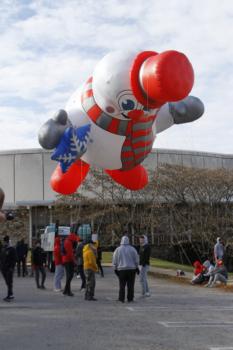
[1,148,233,207]
[0,147,233,245]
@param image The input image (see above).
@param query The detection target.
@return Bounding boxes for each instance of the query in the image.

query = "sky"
[0,0,232,154]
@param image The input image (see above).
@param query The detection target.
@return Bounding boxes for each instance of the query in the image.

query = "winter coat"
[0,244,17,270]
[193,261,205,276]
[83,244,98,272]
[112,236,139,271]
[16,241,28,260]
[139,236,151,266]
[32,246,46,267]
[54,237,62,266]
[62,233,77,264]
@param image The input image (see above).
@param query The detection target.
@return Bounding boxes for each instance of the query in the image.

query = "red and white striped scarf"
[81,77,157,170]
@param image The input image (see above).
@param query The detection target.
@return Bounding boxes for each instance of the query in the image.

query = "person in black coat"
[97,245,104,277]
[32,240,46,289]
[76,239,86,290]
[139,235,151,297]
[16,239,28,277]
[0,235,17,301]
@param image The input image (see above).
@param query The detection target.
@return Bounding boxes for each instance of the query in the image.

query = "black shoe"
[3,296,11,302]
[117,299,124,303]
[127,299,134,303]
[67,292,74,297]
[88,297,97,301]
[40,286,46,290]
[8,295,14,300]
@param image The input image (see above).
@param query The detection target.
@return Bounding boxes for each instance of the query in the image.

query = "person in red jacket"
[191,260,206,285]
[62,233,77,296]
[53,236,64,292]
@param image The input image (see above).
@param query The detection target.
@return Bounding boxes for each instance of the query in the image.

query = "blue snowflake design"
[51,124,92,173]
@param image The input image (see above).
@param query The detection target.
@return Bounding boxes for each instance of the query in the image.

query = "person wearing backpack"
[53,236,64,292]
[62,232,78,296]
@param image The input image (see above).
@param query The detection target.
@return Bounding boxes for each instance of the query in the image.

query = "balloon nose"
[139,50,194,103]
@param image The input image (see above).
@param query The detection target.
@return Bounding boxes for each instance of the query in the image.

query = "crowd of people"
[0,231,151,303]
[191,237,228,288]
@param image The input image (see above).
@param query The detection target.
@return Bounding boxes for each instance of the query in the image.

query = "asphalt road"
[1,267,233,350]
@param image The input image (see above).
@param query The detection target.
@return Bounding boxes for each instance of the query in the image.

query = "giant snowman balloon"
[39,50,204,194]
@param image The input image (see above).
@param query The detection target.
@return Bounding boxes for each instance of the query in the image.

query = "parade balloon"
[38,50,204,195]
[0,187,15,222]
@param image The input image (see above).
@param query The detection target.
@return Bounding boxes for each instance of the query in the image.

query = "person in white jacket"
[112,235,139,303]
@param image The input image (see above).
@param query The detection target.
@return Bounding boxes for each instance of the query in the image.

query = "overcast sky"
[0,0,232,154]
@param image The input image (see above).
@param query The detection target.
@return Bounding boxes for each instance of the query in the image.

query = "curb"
[149,271,233,292]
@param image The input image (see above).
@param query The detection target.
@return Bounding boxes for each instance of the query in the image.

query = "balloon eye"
[121,99,135,110]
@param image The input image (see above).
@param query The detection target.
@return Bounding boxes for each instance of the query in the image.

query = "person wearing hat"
[214,237,224,263]
[83,239,98,301]
[0,235,17,301]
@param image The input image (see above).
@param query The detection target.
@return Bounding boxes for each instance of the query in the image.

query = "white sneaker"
[145,292,151,297]
[54,289,62,292]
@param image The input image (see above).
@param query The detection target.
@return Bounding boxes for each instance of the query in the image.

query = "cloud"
[0,0,232,154]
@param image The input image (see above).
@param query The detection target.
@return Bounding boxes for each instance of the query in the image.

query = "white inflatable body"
[38,49,204,194]
[65,51,172,170]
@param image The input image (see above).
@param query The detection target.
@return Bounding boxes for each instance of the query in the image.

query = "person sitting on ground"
[191,260,206,285]
[205,259,228,288]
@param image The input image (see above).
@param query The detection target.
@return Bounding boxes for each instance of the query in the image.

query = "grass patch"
[102,251,193,272]
[150,258,193,272]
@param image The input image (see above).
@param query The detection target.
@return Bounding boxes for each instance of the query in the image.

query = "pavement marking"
[209,348,233,350]
[126,307,135,311]
[123,305,233,312]
[158,321,233,328]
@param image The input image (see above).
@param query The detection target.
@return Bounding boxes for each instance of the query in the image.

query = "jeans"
[35,266,46,288]
[2,268,14,297]
[118,269,136,302]
[54,264,64,290]
[64,262,74,294]
[208,273,227,286]
[85,269,96,299]
[140,265,150,295]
